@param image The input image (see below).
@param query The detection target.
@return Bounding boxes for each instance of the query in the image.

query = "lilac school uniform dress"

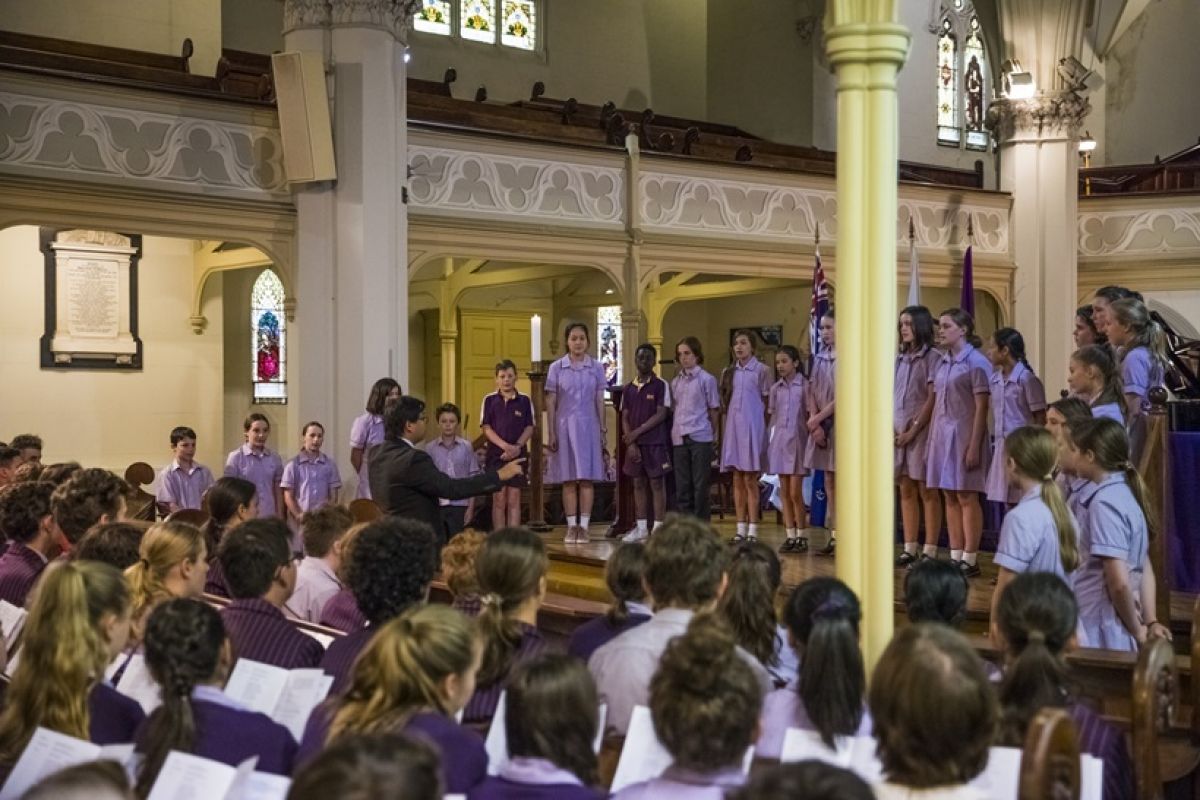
[348,412,386,500]
[925,344,992,492]
[614,764,748,799]
[755,681,872,759]
[803,351,837,472]
[468,757,603,800]
[1091,401,1125,425]
[155,461,215,511]
[281,451,341,515]
[89,681,146,744]
[1072,473,1148,652]
[721,358,772,473]
[482,391,534,487]
[767,374,808,476]
[566,602,652,663]
[622,375,672,479]
[994,486,1077,581]
[1121,345,1165,462]
[985,363,1048,504]
[545,355,608,483]
[224,444,284,517]
[894,347,941,481]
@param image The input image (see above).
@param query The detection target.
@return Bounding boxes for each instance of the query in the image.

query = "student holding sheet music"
[566,542,651,663]
[74,522,144,571]
[50,468,128,553]
[125,520,208,644]
[134,598,297,795]
[301,604,486,794]
[718,542,798,688]
[217,519,324,670]
[441,529,487,618]
[0,482,56,608]
[0,561,137,780]
[731,761,874,800]
[20,759,133,800]
[290,732,442,800]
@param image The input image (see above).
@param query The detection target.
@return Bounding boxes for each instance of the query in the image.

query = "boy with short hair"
[155,426,215,515]
[288,504,354,623]
[51,468,128,552]
[9,434,43,467]
[0,447,21,487]
[423,403,480,542]
[0,482,58,606]
[620,343,672,543]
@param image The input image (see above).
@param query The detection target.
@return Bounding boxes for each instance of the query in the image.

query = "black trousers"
[672,438,714,520]
[440,505,467,545]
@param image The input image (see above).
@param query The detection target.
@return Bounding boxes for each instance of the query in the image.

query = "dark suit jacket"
[369,438,501,534]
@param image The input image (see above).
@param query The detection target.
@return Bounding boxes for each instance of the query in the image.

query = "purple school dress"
[614,764,748,799]
[224,444,284,517]
[994,486,1077,581]
[984,363,1047,504]
[755,681,872,759]
[767,374,808,476]
[566,603,652,663]
[925,344,991,492]
[720,358,771,473]
[894,347,941,481]
[1120,346,1164,417]
[803,351,836,472]
[0,542,48,608]
[482,392,534,487]
[155,461,215,511]
[468,757,603,800]
[349,412,386,500]
[89,681,146,744]
[319,587,368,632]
[545,355,607,484]
[621,376,672,480]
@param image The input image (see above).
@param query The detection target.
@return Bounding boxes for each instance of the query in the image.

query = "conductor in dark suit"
[369,395,525,535]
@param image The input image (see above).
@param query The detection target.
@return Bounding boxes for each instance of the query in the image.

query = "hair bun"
[660,613,740,694]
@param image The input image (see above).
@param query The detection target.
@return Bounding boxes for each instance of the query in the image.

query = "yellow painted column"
[825,8,910,670]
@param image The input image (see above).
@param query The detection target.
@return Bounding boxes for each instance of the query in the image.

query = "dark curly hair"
[74,521,146,570]
[51,468,128,545]
[218,518,292,599]
[346,517,438,626]
[287,732,441,800]
[0,481,54,543]
[730,761,874,800]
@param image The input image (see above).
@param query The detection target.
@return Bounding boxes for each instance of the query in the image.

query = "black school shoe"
[895,551,917,567]
[816,538,836,557]
[959,560,982,578]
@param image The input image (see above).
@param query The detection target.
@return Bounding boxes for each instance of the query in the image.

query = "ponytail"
[1073,345,1125,417]
[125,521,206,641]
[1040,479,1080,573]
[718,542,782,669]
[603,542,648,627]
[474,528,546,687]
[1124,464,1158,539]
[1111,298,1171,372]
[1005,427,1079,574]
[1069,417,1158,537]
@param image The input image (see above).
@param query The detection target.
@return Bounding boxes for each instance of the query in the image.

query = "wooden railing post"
[526,361,552,532]
[605,386,634,539]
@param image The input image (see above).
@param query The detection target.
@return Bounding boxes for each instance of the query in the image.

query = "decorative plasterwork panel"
[898,199,1008,254]
[0,90,288,201]
[408,145,625,229]
[1078,206,1200,258]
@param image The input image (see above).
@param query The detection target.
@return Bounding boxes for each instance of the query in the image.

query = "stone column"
[824,6,910,669]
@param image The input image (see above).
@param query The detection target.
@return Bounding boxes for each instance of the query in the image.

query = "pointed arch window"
[936,2,991,151]
[937,18,959,145]
[251,269,287,404]
[597,305,622,388]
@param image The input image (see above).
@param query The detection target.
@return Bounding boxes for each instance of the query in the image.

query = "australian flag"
[809,247,830,527]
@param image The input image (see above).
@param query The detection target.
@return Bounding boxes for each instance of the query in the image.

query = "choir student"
[1045,397,1093,506]
[468,654,603,800]
[995,573,1133,800]
[289,504,354,624]
[1065,417,1167,650]
[282,422,342,544]
[670,337,721,521]
[1074,306,1106,349]
[904,558,969,628]
[0,481,57,607]
[620,344,672,543]
[757,577,868,759]
[224,412,284,519]
[349,377,402,501]
[567,541,651,662]
[614,614,762,799]
[424,403,480,542]
[894,306,942,565]
[989,426,1080,633]
[983,328,1047,505]
[155,426,214,515]
[300,604,486,794]
[719,541,797,687]
[0,560,138,776]
[1068,345,1126,424]
[317,522,369,633]
[721,330,772,544]
[1090,285,1141,339]
[199,476,257,598]
[482,360,534,530]
[125,519,208,642]
[0,448,19,488]
[924,309,991,577]
[74,522,145,570]
[805,312,838,554]
[21,760,133,800]
[768,345,809,553]
[134,599,296,795]
[732,762,874,800]
[51,468,128,553]
[1107,297,1169,460]
[546,323,608,543]
[441,529,487,617]
[9,434,43,467]
[289,732,441,800]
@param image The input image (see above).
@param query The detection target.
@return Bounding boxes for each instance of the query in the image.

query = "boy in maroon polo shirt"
[481,360,535,529]
[0,482,57,607]
[621,344,672,542]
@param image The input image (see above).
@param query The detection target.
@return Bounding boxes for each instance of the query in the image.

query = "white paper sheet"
[115,653,163,714]
[609,705,755,794]
[223,660,333,741]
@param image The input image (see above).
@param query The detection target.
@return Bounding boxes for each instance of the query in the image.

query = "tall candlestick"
[530,315,542,363]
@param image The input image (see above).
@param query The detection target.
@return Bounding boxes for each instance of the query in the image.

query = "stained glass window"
[501,1,536,49]
[460,0,496,43]
[937,17,960,146]
[597,306,621,388]
[963,16,989,150]
[415,0,452,35]
[251,269,286,404]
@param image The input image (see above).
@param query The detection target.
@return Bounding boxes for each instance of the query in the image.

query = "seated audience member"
[125,520,208,642]
[21,759,134,800]
[200,477,258,598]
[317,523,369,632]
[0,482,58,607]
[441,529,487,617]
[300,604,485,793]
[321,517,438,692]
[468,654,602,800]
[614,614,763,799]
[730,761,875,800]
[11,460,44,484]
[39,461,81,486]
[462,527,549,724]
[288,504,354,623]
[995,572,1133,800]
[0,447,19,487]
[590,514,769,735]
[757,577,868,758]
[218,518,324,669]
[10,434,43,467]
[288,732,442,800]
[719,541,797,687]
[0,560,139,776]
[567,542,652,662]
[74,521,146,570]
[870,624,998,800]
[155,426,215,515]
[51,468,128,553]
[904,557,970,627]
[135,599,296,795]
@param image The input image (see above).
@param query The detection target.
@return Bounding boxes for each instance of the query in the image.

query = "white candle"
[531,315,542,363]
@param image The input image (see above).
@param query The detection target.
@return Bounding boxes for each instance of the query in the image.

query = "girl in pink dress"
[804,312,837,555]
[348,378,401,500]
[720,330,772,543]
[768,346,809,553]
[894,306,942,566]
[983,328,1047,505]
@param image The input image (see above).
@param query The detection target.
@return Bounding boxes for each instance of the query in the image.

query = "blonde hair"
[328,604,477,742]
[1110,298,1169,370]
[125,521,206,639]
[440,530,486,598]
[334,522,370,584]
[1004,427,1080,574]
[0,561,129,764]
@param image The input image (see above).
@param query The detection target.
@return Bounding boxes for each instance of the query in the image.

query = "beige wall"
[222,0,282,54]
[0,226,224,473]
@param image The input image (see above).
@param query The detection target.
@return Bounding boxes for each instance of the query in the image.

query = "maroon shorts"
[623,444,672,479]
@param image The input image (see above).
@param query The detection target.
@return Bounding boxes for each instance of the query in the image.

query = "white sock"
[652,520,662,532]
[748,523,759,538]
[963,551,978,566]
[903,542,917,555]
[951,549,963,562]
[923,544,939,558]
[737,522,747,536]
[580,514,590,530]
[636,519,648,533]
[786,527,798,540]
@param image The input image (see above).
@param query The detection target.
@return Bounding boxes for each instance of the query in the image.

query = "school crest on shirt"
[514,410,523,417]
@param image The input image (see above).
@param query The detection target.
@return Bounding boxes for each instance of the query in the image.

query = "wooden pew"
[428,578,606,646]
[166,508,210,528]
[348,498,383,523]
[1020,708,1082,800]
[123,462,158,521]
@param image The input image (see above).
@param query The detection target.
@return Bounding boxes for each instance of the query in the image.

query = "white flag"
[906,239,921,307]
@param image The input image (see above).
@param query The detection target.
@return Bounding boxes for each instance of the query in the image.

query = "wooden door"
[458,312,533,436]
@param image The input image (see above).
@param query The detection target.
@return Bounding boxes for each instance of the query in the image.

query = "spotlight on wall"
[1057,56,1093,92]
[403,46,412,64]
[1001,59,1036,99]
